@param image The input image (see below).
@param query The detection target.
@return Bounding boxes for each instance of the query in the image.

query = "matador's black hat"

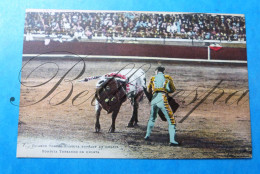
[155,66,165,73]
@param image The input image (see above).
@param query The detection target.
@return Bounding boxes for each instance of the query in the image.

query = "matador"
[144,66,179,146]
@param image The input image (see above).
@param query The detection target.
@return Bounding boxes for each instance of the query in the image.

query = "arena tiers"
[24,10,246,42]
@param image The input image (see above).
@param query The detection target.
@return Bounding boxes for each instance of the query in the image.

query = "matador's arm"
[143,77,154,102]
[147,77,154,94]
[166,75,176,93]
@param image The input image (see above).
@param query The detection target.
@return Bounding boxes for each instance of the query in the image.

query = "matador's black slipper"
[169,142,181,146]
[144,137,151,141]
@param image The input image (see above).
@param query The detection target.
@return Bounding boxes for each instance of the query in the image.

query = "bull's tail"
[78,76,102,82]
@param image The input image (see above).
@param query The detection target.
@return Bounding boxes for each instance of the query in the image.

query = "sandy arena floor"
[17,57,251,159]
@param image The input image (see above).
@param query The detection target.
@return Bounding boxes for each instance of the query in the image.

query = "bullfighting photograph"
[15,9,251,159]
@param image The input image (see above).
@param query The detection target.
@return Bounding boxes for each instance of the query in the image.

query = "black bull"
[94,78,179,133]
[94,78,143,133]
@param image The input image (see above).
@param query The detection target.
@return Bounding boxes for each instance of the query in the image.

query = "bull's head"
[96,77,127,113]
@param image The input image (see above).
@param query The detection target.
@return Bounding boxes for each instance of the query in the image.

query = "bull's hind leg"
[128,99,139,127]
[95,100,102,133]
[109,107,120,133]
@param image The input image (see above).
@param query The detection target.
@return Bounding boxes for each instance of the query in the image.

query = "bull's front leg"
[109,106,121,133]
[134,102,139,125]
[128,99,138,127]
[95,100,102,133]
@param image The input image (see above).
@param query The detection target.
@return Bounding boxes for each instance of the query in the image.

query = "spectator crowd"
[24,11,246,41]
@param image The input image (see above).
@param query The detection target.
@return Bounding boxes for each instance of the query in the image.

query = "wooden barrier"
[23,41,247,61]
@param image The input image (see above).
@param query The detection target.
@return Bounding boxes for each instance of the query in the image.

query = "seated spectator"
[85,27,93,39]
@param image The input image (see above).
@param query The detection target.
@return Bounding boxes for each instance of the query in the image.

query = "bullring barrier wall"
[23,41,247,61]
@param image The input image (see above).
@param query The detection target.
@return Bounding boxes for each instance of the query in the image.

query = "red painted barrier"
[23,41,247,61]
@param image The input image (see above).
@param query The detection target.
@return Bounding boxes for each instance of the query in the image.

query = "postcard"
[16,9,251,158]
